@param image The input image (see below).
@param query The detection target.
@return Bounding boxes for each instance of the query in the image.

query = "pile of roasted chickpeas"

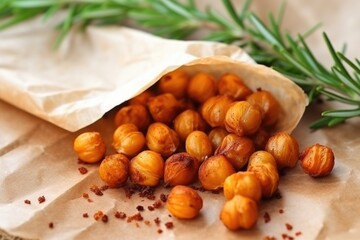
[73,69,335,231]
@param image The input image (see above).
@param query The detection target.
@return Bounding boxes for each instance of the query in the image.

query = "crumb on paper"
[102,214,108,223]
[152,200,162,209]
[38,196,46,204]
[165,222,174,229]
[160,193,167,202]
[285,223,293,231]
[94,211,104,221]
[115,211,127,219]
[157,229,163,234]
[90,185,103,196]
[48,222,54,229]
[148,206,155,211]
[263,212,271,223]
[83,213,89,218]
[279,209,284,214]
[24,199,31,204]
[154,217,160,226]
[295,231,302,236]
[136,205,145,212]
[78,166,88,174]
[127,213,143,223]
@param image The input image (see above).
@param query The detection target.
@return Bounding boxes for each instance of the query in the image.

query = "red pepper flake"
[102,214,108,223]
[127,213,143,222]
[263,212,271,223]
[115,211,127,219]
[100,185,109,191]
[148,206,155,211]
[78,167,88,175]
[136,205,145,212]
[38,196,46,204]
[160,193,167,202]
[90,185,103,196]
[285,223,293,231]
[279,209,284,214]
[165,222,174,229]
[144,220,151,226]
[295,231,302,236]
[154,217,161,226]
[157,229,163,234]
[152,200,162,209]
[83,213,89,218]
[82,193,89,199]
[24,199,31,204]
[48,222,54,229]
[94,211,104,221]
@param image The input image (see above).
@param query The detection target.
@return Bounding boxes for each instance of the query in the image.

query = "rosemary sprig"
[0,0,359,129]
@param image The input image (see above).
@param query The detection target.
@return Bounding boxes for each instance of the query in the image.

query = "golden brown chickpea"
[164,153,199,186]
[225,101,262,136]
[300,144,335,177]
[249,128,270,150]
[220,195,258,230]
[265,131,299,169]
[185,131,213,163]
[198,155,236,190]
[166,185,203,219]
[247,151,279,198]
[129,90,155,106]
[174,109,207,142]
[147,93,181,125]
[146,122,180,157]
[215,134,255,170]
[158,69,189,99]
[223,172,262,202]
[200,95,233,127]
[218,73,253,100]
[246,90,281,127]
[114,104,151,131]
[208,128,228,150]
[112,123,146,157]
[73,132,106,163]
[187,72,217,103]
[130,150,164,187]
[99,154,129,188]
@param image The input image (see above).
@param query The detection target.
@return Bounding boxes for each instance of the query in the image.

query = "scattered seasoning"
[279,209,284,214]
[274,190,282,199]
[281,234,294,240]
[123,184,155,200]
[90,185,103,196]
[100,185,109,191]
[38,196,46,204]
[157,229,163,234]
[152,200,162,209]
[263,212,271,223]
[78,167,88,174]
[144,220,151,226]
[263,236,277,240]
[94,211,104,221]
[127,213,143,222]
[24,199,31,204]
[48,222,54,229]
[135,223,140,228]
[160,193,167,202]
[154,217,161,226]
[102,214,109,223]
[136,205,145,212]
[285,223,293,231]
[168,214,172,218]
[83,213,89,218]
[165,222,174,229]
[148,206,155,211]
[115,211,127,219]
[295,231,302,236]
[87,198,93,203]
[82,193,89,199]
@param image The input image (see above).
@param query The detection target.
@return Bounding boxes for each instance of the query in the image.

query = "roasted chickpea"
[130,150,164,187]
[225,101,262,136]
[114,104,151,131]
[247,151,279,198]
[201,95,233,127]
[246,90,281,127]
[166,185,203,219]
[300,144,335,177]
[73,132,106,163]
[99,154,129,187]
[265,131,299,169]
[112,123,146,157]
[249,128,270,150]
[223,172,262,202]
[146,122,180,157]
[187,72,217,103]
[164,153,199,186]
[215,134,255,170]
[220,195,258,230]
[174,109,207,142]
[158,69,189,99]
[218,73,253,100]
[129,90,155,106]
[198,155,235,190]
[208,128,228,150]
[185,131,213,162]
[147,93,181,125]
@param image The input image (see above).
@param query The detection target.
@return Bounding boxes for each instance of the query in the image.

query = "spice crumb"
[148,206,155,211]
[48,222,54,229]
[154,217,160,226]
[160,193,167,202]
[281,234,294,240]
[152,200,162,209]
[157,229,163,234]
[136,205,145,212]
[285,223,293,231]
[263,212,271,223]
[168,214,172,218]
[38,196,46,204]
[127,212,143,222]
[24,199,31,204]
[115,211,127,219]
[274,190,282,199]
[94,211,104,221]
[82,193,89,199]
[279,209,284,214]
[83,213,89,218]
[90,185,103,196]
[263,236,277,240]
[144,220,151,226]
[100,185,109,191]
[87,198,93,203]
[135,223,140,228]
[101,214,108,223]
[165,222,174,229]
[78,167,88,175]
[295,231,302,236]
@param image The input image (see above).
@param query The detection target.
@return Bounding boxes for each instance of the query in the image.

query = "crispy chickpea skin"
[300,144,335,177]
[166,185,203,219]
[208,128,228,150]
[128,90,155,106]
[158,69,189,99]
[201,95,233,128]
[185,131,213,163]
[99,154,129,187]
[114,104,151,131]
[223,172,262,202]
[73,132,106,163]
[218,73,253,100]
[147,93,181,125]
[112,123,145,157]
[174,109,207,142]
[164,153,199,186]
[187,72,217,103]
[146,122,180,157]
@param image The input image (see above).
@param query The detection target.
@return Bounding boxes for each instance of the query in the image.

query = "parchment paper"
[1,0,360,240]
